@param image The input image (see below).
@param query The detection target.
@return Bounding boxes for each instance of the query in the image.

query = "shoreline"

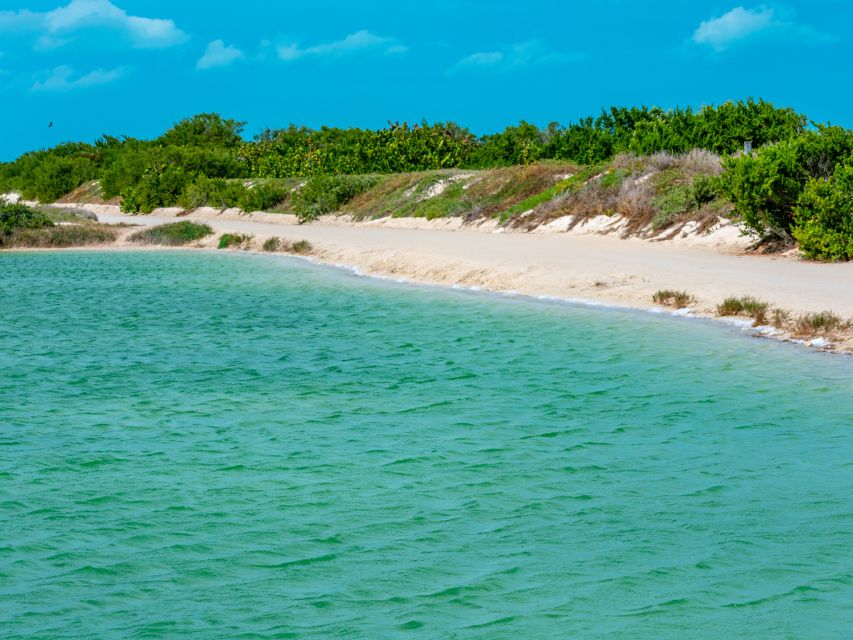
[4,208,853,355]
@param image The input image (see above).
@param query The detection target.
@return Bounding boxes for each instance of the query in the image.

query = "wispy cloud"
[277,30,406,61]
[31,64,125,91]
[0,0,187,50]
[692,6,834,51]
[448,40,585,75]
[197,40,244,70]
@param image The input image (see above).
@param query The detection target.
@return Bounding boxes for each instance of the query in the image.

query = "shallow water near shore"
[2,250,852,639]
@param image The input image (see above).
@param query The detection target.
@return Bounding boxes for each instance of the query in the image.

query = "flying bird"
[48,122,54,128]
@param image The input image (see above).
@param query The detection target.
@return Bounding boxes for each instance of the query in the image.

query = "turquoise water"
[1,251,852,639]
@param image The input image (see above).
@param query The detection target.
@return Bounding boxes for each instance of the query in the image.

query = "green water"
[1,251,852,639]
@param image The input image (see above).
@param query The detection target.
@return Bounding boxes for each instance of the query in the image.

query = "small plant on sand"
[128,221,213,246]
[652,289,695,308]
[771,308,791,328]
[262,236,283,252]
[291,239,313,254]
[793,311,849,335]
[218,233,252,249]
[717,296,770,325]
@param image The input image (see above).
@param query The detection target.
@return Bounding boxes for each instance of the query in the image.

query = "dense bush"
[292,175,378,223]
[719,126,853,241]
[128,221,213,245]
[238,183,287,211]
[218,233,252,249]
[793,164,853,261]
[0,203,54,234]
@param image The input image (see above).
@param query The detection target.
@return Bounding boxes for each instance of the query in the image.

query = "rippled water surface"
[2,251,853,639]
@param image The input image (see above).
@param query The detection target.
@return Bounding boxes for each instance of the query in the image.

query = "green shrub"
[652,289,695,308]
[720,126,853,241]
[262,236,283,251]
[651,184,692,230]
[793,164,853,261]
[291,239,313,254]
[218,233,252,249]
[238,183,287,211]
[794,311,849,334]
[121,166,193,213]
[178,176,243,210]
[690,174,720,206]
[292,175,378,223]
[0,203,54,234]
[128,221,213,245]
[717,296,770,324]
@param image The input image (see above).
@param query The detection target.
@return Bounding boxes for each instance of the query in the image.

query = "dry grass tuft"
[652,289,696,308]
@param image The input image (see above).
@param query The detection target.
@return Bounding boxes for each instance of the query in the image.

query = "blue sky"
[1,0,851,159]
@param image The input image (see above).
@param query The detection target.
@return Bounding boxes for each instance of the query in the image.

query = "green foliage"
[128,221,213,245]
[292,175,378,223]
[690,174,720,206]
[238,183,287,211]
[0,203,54,235]
[121,165,192,213]
[720,126,853,240]
[218,233,252,249]
[159,113,246,148]
[793,164,853,261]
[242,121,476,177]
[651,184,693,229]
[178,176,244,210]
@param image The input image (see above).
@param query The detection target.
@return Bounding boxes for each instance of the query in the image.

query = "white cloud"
[448,40,584,75]
[197,40,244,70]
[692,6,834,51]
[31,64,125,91]
[0,0,187,49]
[277,30,405,61]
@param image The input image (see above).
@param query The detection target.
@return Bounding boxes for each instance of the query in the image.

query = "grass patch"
[260,236,313,254]
[1,224,118,248]
[652,289,695,308]
[794,311,849,335]
[128,221,213,246]
[262,236,283,252]
[717,295,770,324]
[291,239,313,254]
[218,233,252,249]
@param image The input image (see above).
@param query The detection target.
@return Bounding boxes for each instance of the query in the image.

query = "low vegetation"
[2,100,853,260]
[261,236,313,254]
[717,294,851,342]
[292,175,378,223]
[128,221,213,246]
[652,289,695,308]
[218,233,253,249]
[0,202,117,248]
[717,296,770,325]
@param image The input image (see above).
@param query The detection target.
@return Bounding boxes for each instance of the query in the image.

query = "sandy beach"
[88,209,850,311]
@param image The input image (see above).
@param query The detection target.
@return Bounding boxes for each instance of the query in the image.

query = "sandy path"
[98,211,853,320]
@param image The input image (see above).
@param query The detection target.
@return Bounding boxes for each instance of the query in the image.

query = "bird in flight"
[48,122,54,128]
